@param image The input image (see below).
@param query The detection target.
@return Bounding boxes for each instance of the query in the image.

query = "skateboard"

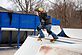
[37,38,56,43]
[44,38,56,43]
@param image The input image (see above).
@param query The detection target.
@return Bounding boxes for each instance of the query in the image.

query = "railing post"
[0,28,2,44]
[17,13,20,48]
[34,15,36,35]
[17,28,20,48]
[9,31,12,46]
[34,29,36,35]
[25,31,28,38]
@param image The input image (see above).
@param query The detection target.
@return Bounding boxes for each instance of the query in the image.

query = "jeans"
[37,24,58,39]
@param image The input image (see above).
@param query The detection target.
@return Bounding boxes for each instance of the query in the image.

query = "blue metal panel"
[47,16,51,19]
[35,16,40,27]
[55,20,60,25]
[11,13,19,28]
[52,18,60,25]
[20,14,36,29]
[0,13,1,43]
[0,12,10,27]
[0,13,2,43]
[0,13,1,27]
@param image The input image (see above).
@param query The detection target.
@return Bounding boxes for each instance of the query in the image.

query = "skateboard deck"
[37,38,56,43]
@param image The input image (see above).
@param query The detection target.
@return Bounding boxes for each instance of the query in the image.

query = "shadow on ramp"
[57,29,70,38]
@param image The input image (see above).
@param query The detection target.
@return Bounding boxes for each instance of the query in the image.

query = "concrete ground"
[0,45,18,55]
[0,48,17,55]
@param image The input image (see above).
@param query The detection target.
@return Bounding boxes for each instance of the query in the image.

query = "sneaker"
[37,38,42,41]
[50,39,56,43]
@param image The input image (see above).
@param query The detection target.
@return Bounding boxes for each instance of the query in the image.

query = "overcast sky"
[0,0,82,11]
[0,0,13,8]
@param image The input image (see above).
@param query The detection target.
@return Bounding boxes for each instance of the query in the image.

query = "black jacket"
[39,12,52,25]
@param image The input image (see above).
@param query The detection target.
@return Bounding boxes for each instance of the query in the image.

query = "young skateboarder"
[35,8,58,42]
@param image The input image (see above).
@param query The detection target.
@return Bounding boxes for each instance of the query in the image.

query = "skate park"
[0,12,82,55]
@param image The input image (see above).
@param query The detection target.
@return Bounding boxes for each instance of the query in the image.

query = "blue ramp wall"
[20,14,36,29]
[0,12,60,29]
[11,13,19,28]
[0,13,1,27]
[0,12,10,27]
[35,16,40,27]
[52,18,60,25]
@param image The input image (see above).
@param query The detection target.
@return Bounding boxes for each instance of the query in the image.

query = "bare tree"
[10,0,43,13]
[48,0,82,28]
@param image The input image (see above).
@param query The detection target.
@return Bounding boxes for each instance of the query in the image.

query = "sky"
[0,0,82,11]
[0,0,14,9]
[0,0,50,11]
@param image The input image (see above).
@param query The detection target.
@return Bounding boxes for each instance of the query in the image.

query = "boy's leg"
[37,30,44,41]
[39,30,45,38]
[46,24,58,39]
[37,25,45,41]
[51,32,58,39]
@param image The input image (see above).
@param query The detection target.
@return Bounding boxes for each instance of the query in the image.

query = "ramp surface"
[63,28,82,39]
[51,26,62,35]
[14,26,82,55]
[46,26,82,39]
[36,44,82,55]
[14,37,41,55]
[14,36,82,55]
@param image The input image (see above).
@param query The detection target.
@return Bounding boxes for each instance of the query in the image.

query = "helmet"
[38,7,44,12]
